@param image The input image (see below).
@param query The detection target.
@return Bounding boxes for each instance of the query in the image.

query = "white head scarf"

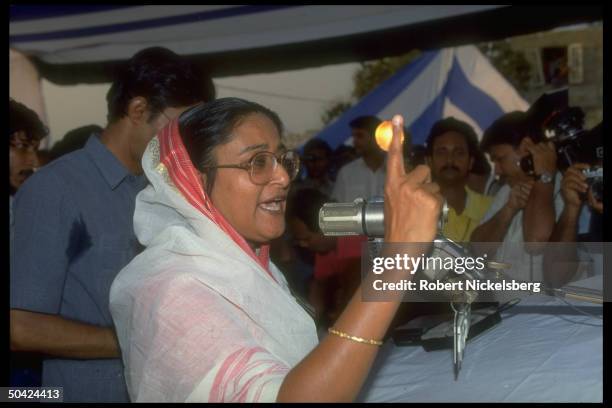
[110,115,318,402]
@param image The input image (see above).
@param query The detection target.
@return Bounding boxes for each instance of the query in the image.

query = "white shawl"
[109,131,318,402]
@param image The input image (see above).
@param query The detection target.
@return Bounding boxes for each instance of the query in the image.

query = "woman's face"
[206,113,290,246]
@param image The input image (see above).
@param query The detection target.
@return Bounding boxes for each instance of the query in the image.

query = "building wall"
[507,24,603,129]
[10,49,50,148]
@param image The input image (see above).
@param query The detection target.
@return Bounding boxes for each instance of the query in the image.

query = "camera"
[519,107,603,175]
[582,166,603,202]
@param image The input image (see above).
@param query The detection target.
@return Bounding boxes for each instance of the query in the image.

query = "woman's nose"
[271,161,290,187]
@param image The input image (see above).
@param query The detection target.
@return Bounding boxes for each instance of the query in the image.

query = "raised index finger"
[386,114,406,181]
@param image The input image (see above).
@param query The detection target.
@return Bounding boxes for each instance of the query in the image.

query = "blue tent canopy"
[311,45,529,149]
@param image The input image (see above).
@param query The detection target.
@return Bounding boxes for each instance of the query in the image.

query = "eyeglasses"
[202,150,300,185]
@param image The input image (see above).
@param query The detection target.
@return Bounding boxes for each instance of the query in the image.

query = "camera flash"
[375,120,404,152]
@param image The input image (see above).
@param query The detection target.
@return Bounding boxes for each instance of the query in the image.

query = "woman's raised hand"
[383,115,442,244]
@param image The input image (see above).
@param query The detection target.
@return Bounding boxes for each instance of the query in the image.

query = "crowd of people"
[9,46,603,402]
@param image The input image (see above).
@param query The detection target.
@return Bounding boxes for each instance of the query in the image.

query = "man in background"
[331,115,385,202]
[10,47,215,402]
[9,99,46,199]
[9,98,48,387]
[293,138,335,197]
[471,111,563,284]
[425,118,492,243]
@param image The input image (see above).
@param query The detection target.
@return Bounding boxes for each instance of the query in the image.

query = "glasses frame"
[201,150,300,185]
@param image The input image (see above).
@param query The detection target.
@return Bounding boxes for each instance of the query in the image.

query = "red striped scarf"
[157,118,274,280]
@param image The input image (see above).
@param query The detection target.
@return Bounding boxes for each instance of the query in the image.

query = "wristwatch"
[537,171,554,184]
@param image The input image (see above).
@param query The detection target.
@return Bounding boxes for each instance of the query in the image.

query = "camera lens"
[590,179,603,202]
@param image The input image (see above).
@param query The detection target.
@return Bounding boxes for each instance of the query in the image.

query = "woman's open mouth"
[258,195,286,213]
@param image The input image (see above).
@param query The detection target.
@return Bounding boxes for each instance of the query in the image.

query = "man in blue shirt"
[9,98,48,388]
[10,47,215,402]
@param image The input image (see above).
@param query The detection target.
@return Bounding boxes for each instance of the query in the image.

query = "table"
[358,277,603,402]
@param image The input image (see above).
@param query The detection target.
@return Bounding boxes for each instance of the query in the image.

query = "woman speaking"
[109,98,441,402]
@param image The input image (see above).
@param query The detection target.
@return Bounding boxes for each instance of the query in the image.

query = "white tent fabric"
[9,5,503,64]
[313,45,529,148]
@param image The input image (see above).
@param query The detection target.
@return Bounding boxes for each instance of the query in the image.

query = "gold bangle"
[328,327,383,346]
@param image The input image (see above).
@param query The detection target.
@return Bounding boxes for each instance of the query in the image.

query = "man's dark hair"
[480,111,536,152]
[9,99,48,142]
[349,115,382,136]
[425,117,490,175]
[334,144,356,156]
[303,138,332,157]
[49,124,103,161]
[179,97,283,195]
[106,47,216,123]
[409,144,427,167]
[425,117,478,157]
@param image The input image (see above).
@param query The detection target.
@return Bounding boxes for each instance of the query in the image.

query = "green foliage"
[321,50,421,125]
[478,41,532,95]
[320,100,353,126]
[320,44,531,126]
[352,50,421,99]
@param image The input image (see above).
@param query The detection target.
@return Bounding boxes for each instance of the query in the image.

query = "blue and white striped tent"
[313,45,529,148]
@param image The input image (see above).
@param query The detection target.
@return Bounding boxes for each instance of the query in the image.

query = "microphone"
[318,197,385,237]
[318,196,448,238]
[318,197,489,282]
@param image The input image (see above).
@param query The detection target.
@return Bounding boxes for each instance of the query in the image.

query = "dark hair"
[480,111,535,152]
[178,97,284,195]
[334,144,356,156]
[303,138,332,157]
[425,117,490,175]
[425,117,478,157]
[349,115,382,136]
[286,188,330,233]
[106,47,216,123]
[409,144,427,166]
[402,126,413,159]
[9,99,48,142]
[49,124,103,160]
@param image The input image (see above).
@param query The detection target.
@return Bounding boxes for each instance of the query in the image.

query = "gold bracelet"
[328,327,383,346]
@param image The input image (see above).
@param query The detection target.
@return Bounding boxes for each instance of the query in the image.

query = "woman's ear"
[126,97,149,125]
[468,156,474,173]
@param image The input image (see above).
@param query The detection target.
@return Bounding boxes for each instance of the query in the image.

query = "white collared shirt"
[331,157,386,202]
[479,174,564,284]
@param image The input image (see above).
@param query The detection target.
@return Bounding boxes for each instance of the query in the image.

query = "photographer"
[470,111,564,283]
[543,158,603,288]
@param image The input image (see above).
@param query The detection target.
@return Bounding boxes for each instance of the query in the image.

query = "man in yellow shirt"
[425,118,493,243]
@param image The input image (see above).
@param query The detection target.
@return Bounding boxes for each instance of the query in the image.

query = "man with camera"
[543,154,603,287]
[470,111,564,284]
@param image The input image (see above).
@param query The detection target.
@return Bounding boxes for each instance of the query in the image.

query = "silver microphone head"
[319,197,446,238]
[319,198,366,236]
[319,197,385,237]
